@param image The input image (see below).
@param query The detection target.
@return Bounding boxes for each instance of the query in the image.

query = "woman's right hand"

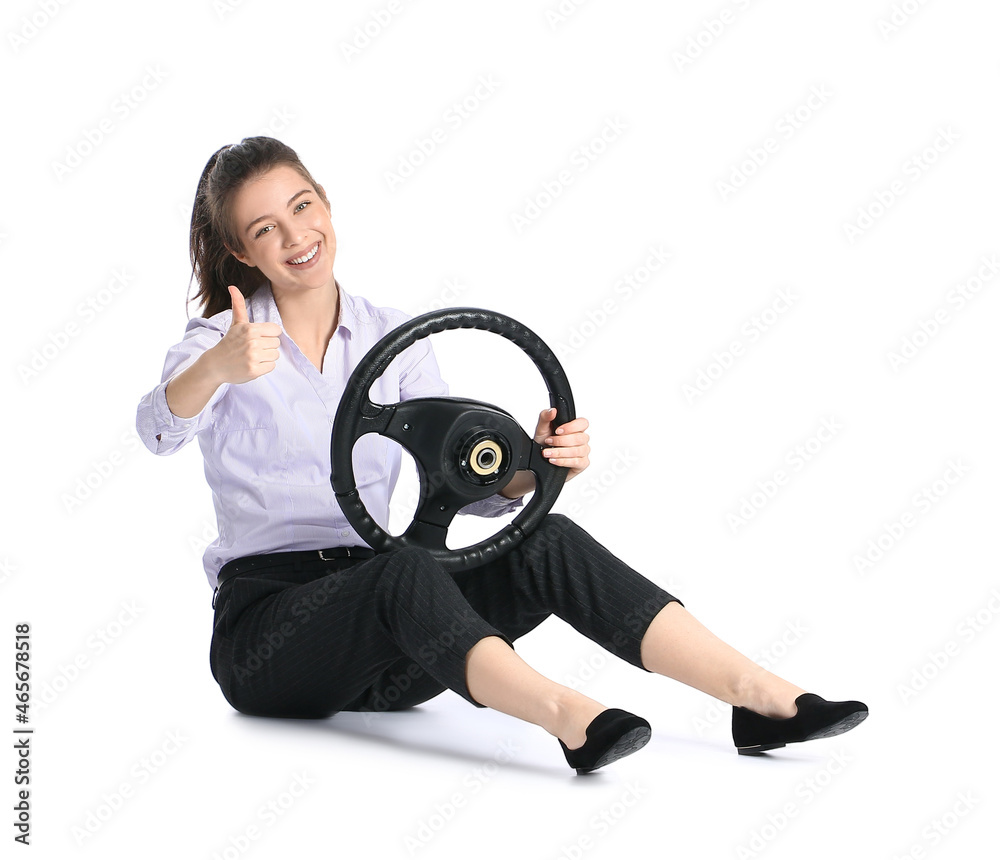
[206,285,282,384]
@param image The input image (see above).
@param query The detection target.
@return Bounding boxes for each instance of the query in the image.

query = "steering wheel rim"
[330,307,575,571]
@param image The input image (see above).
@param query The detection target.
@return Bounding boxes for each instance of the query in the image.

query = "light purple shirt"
[136,281,524,588]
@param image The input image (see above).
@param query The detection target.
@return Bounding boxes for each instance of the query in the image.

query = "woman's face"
[227,163,337,297]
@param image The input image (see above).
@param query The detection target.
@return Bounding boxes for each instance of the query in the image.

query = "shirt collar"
[251,278,357,339]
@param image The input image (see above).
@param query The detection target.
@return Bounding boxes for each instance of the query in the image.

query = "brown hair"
[186,136,328,319]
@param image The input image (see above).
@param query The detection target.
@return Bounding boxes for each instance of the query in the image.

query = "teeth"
[288,243,318,265]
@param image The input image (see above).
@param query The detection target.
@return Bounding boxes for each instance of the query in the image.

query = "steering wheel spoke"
[381,397,455,479]
[401,520,450,551]
[356,399,392,434]
[516,429,543,472]
[403,501,455,551]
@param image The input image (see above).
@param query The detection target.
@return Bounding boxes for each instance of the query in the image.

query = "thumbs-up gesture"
[207,285,283,384]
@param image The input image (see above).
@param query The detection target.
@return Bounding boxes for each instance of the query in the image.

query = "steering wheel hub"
[462,431,509,480]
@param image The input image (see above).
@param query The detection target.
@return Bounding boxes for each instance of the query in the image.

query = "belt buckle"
[318,547,348,561]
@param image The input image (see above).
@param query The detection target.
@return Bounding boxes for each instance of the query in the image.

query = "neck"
[272,278,340,345]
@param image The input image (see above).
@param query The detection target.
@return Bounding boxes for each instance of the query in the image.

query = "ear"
[225,244,255,268]
[317,184,331,213]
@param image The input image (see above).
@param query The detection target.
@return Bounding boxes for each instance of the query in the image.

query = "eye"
[253,201,310,239]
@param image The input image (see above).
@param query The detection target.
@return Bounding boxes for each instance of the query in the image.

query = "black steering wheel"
[330,308,575,571]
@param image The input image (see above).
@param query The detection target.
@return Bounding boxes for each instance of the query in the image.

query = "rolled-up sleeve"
[136,316,231,456]
[456,492,525,518]
[391,313,526,519]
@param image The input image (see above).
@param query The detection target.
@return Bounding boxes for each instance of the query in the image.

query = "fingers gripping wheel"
[330,308,575,571]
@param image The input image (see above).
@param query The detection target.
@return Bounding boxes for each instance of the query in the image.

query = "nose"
[283,228,309,248]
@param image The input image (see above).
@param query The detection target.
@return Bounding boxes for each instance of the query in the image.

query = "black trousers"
[209,513,683,718]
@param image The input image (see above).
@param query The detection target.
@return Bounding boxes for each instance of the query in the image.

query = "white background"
[3,0,997,857]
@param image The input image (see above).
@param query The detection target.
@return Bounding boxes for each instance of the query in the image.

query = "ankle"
[731,670,764,711]
[551,690,607,749]
[733,671,804,718]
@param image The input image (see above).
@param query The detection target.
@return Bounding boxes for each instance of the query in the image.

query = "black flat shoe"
[732,693,868,756]
[558,708,651,774]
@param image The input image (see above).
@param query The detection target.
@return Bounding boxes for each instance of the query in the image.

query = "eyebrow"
[244,189,313,235]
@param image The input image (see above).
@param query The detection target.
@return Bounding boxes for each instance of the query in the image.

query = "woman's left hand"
[533,407,590,483]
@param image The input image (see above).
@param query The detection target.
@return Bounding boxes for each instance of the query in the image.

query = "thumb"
[229,285,248,325]
[534,407,557,441]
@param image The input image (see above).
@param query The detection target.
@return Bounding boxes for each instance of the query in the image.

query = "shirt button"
[341,529,350,536]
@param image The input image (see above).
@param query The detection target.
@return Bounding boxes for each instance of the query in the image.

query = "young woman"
[135,136,868,774]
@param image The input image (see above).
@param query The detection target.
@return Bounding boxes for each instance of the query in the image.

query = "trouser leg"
[210,547,514,719]
[455,513,683,670]
[341,513,683,714]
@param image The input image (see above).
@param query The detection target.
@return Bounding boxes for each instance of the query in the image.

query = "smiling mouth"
[287,242,320,265]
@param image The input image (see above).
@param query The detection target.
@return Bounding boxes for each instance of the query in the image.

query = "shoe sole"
[575,726,651,774]
[737,709,868,756]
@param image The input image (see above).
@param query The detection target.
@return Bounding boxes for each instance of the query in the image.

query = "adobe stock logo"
[510,117,627,234]
[554,244,671,359]
[384,75,501,191]
[886,254,998,371]
[842,126,960,244]
[51,67,168,181]
[340,0,411,63]
[877,0,934,40]
[851,459,970,575]
[896,587,1000,705]
[670,0,759,72]
[726,417,841,533]
[682,288,796,404]
[716,86,834,201]
[7,0,72,53]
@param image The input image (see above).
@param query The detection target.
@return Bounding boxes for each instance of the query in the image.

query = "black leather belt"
[213,546,377,608]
